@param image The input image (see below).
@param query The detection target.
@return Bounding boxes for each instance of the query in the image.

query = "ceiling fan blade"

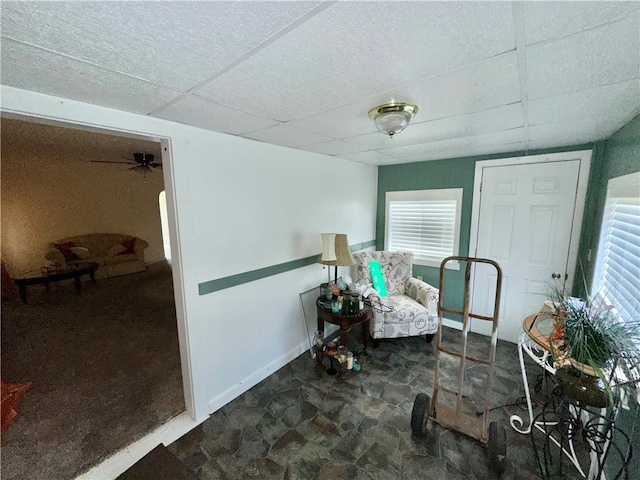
[91,160,137,165]
[125,153,146,163]
[150,163,163,169]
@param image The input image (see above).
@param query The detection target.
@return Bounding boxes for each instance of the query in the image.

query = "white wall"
[186,133,377,410]
[0,86,378,420]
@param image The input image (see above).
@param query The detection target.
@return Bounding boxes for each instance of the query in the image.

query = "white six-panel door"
[469,152,591,344]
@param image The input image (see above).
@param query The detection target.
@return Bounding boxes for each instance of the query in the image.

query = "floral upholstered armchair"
[353,251,439,344]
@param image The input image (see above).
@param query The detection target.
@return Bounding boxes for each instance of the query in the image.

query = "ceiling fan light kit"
[368,102,418,138]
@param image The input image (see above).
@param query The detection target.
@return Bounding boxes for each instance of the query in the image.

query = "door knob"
[551,272,561,280]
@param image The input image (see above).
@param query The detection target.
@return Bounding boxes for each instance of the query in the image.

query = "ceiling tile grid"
[528,80,640,127]
[336,151,398,166]
[193,1,515,121]
[1,1,638,165]
[300,139,368,157]
[153,94,279,136]
[0,38,182,115]
[0,1,324,92]
[528,114,626,146]
[525,14,639,101]
[242,123,335,149]
[522,1,639,46]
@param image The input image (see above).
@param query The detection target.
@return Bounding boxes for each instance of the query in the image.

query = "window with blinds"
[592,172,640,324]
[385,189,463,268]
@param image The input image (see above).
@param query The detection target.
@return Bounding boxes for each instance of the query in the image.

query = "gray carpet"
[1,261,185,480]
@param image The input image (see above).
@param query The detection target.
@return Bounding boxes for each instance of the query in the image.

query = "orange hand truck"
[411,256,508,475]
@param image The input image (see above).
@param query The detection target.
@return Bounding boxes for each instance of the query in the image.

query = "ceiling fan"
[91,152,162,173]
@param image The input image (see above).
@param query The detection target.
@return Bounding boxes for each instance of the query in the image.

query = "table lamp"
[318,233,355,285]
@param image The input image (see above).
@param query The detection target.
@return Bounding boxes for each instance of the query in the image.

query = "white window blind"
[592,172,640,324]
[385,189,462,268]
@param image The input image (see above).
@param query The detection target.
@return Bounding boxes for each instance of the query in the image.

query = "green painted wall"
[377,156,474,312]
[377,144,592,313]
[574,114,640,298]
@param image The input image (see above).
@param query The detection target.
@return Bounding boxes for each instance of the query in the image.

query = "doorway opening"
[0,117,188,480]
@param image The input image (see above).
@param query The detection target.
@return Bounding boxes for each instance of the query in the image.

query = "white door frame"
[469,150,592,305]
[1,113,198,421]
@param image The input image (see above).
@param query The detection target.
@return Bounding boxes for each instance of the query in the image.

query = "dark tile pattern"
[169,326,583,479]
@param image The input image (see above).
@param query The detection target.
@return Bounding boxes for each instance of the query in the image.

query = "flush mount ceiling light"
[368,102,418,138]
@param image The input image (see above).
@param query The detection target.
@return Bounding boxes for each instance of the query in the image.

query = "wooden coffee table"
[14,262,99,304]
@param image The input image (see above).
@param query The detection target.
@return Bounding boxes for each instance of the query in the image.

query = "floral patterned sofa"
[353,251,439,343]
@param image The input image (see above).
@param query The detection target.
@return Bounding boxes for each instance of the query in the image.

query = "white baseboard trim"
[442,316,463,331]
[207,339,308,414]
[75,411,205,480]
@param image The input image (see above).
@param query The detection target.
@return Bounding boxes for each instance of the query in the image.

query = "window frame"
[384,188,463,270]
[591,171,640,325]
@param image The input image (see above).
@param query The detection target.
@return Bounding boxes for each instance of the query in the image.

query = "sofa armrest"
[133,238,149,251]
[406,277,439,316]
[133,238,149,260]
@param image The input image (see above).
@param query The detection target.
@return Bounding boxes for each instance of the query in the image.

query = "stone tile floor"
[169,326,583,479]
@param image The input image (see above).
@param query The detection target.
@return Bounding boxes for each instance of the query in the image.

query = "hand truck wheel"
[487,421,507,474]
[411,393,430,436]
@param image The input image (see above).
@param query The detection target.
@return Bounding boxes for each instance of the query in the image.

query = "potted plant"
[548,293,640,407]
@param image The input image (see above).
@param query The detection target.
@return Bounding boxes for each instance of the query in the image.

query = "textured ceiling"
[1,1,638,165]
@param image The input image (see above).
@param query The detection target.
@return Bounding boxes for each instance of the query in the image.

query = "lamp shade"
[318,233,355,266]
[319,233,337,263]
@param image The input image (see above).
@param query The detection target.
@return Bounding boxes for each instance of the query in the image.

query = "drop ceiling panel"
[523,1,639,45]
[195,1,515,121]
[300,139,367,156]
[415,141,528,163]
[529,80,640,126]
[242,124,334,148]
[335,151,398,166]
[381,128,526,162]
[526,15,639,100]
[399,52,522,123]
[285,101,381,140]
[154,95,279,135]
[528,116,623,145]
[0,39,180,114]
[0,1,322,92]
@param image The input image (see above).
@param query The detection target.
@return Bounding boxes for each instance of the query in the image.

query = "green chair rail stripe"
[198,239,376,295]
